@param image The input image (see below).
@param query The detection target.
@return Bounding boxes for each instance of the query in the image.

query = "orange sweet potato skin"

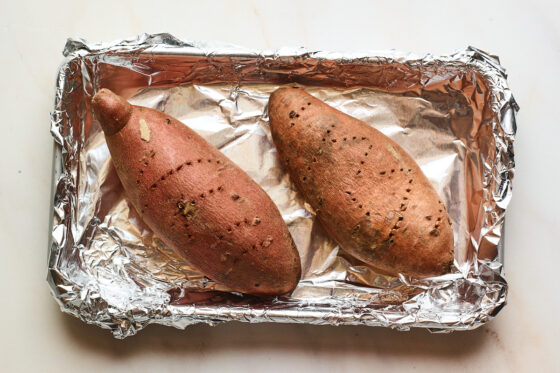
[268,88,454,277]
[93,89,301,296]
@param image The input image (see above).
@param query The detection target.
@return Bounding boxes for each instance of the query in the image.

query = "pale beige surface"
[0,1,559,372]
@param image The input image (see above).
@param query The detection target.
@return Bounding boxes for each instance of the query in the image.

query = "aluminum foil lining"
[48,33,517,338]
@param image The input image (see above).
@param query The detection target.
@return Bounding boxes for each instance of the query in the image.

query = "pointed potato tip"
[269,87,303,103]
[92,88,132,136]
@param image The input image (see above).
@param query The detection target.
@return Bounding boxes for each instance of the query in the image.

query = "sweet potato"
[268,88,454,277]
[92,88,301,296]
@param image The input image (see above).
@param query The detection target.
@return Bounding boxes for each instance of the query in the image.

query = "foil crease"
[48,33,516,338]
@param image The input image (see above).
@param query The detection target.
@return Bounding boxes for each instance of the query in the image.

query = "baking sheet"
[48,33,516,338]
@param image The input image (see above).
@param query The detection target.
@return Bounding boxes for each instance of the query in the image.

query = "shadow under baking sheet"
[60,309,493,359]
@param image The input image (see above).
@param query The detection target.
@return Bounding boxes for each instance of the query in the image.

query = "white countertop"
[1,1,559,372]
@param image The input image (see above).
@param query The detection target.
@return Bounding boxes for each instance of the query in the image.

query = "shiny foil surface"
[48,33,516,338]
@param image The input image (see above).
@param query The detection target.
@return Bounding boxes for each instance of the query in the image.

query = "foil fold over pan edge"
[48,33,516,338]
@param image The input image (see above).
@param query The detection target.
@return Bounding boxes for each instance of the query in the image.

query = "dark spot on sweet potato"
[136,180,140,184]
[176,164,183,171]
[352,198,356,202]
[301,107,305,110]
[327,130,331,134]
[365,152,369,156]
[231,193,240,201]
[406,188,411,193]
[252,217,261,226]
[254,283,260,287]
[430,229,439,237]
[358,204,363,208]
[307,166,311,170]
[351,224,360,238]
[290,122,295,127]
[360,161,365,164]
[208,159,212,163]
[217,186,223,191]
[442,259,453,273]
[356,170,361,175]
[235,222,241,227]
[166,118,171,124]
[209,189,214,194]
[345,191,352,195]
[227,227,232,233]
[365,212,370,216]
[186,161,192,165]
[289,111,296,118]
[400,168,404,171]
[139,170,144,175]
[409,179,413,183]
[380,171,386,175]
[331,139,337,143]
[181,203,198,219]
[200,193,205,198]
[398,216,403,221]
[296,114,300,118]
[197,159,202,163]
[322,138,326,142]
[302,176,307,181]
